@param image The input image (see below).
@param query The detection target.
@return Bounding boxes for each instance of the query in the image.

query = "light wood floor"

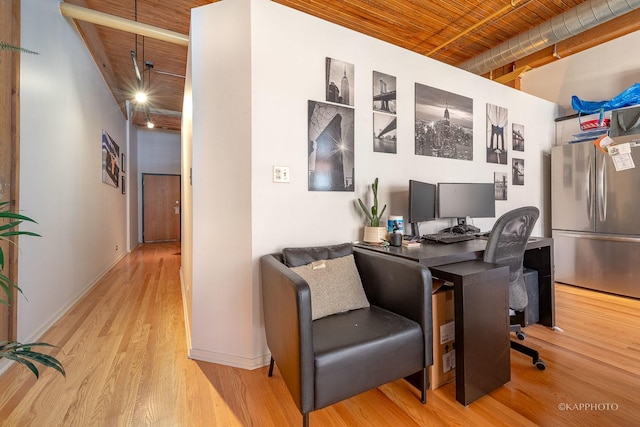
[1,242,639,426]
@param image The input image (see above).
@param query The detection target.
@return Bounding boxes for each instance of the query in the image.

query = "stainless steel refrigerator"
[551,140,640,299]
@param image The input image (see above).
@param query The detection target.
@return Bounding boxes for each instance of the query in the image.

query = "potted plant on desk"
[357,177,387,244]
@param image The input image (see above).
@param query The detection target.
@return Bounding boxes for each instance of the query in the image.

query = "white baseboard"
[2,251,128,377]
[179,270,270,371]
[188,347,271,370]
[20,251,128,344]
[179,266,192,351]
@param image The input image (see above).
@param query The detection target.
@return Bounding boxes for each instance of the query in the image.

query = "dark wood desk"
[355,237,555,326]
[355,236,554,405]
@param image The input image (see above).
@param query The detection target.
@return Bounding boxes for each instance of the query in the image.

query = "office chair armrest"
[353,248,433,366]
[260,254,315,413]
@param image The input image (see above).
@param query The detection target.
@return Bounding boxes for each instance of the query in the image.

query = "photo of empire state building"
[415,83,473,161]
[325,57,354,107]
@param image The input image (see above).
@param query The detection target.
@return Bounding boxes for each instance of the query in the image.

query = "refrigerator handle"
[597,153,607,221]
[586,155,592,221]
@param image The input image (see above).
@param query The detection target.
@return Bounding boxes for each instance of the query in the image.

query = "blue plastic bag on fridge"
[571,83,640,115]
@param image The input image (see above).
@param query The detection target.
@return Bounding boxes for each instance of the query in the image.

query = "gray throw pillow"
[291,254,369,320]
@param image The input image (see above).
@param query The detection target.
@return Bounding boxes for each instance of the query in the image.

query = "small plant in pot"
[357,178,387,244]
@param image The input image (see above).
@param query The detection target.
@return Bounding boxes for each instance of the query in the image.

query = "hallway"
[0,243,296,426]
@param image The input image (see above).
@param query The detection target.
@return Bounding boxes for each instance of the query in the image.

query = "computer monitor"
[408,180,436,236]
[438,182,496,228]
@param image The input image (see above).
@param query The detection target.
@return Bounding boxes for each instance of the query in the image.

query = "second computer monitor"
[409,180,436,224]
[438,182,496,225]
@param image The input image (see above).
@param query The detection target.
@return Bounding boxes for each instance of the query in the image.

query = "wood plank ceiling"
[62,0,640,131]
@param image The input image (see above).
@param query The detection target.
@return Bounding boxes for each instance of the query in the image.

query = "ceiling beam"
[59,2,189,46]
[493,65,531,85]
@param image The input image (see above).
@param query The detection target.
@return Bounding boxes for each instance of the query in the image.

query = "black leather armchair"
[483,206,546,370]
[260,244,433,426]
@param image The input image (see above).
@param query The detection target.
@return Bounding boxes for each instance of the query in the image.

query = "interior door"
[143,174,181,242]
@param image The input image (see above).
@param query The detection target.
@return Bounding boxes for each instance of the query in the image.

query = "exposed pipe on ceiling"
[458,0,640,75]
[59,2,189,46]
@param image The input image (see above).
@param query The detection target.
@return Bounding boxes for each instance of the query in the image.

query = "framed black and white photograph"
[373,112,397,154]
[121,153,126,173]
[512,158,525,185]
[512,123,525,151]
[121,176,126,195]
[415,83,473,160]
[494,172,507,200]
[373,71,396,114]
[325,58,354,106]
[101,130,120,188]
[308,100,354,191]
[486,103,508,164]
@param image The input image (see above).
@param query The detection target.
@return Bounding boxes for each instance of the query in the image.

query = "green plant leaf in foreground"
[0,202,64,378]
[0,341,66,378]
[0,41,39,55]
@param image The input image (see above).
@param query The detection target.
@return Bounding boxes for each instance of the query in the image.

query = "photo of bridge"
[373,112,397,154]
[373,71,396,114]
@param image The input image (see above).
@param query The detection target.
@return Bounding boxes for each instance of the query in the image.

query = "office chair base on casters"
[511,340,546,370]
[516,331,526,340]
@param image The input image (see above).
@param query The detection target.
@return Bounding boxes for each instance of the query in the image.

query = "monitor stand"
[409,222,421,239]
[456,218,480,234]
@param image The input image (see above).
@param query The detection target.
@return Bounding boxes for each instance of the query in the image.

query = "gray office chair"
[484,206,546,370]
[261,243,433,427]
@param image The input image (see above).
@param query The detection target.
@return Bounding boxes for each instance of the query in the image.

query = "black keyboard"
[422,232,476,244]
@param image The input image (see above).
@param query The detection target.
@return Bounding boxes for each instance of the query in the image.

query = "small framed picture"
[121,176,126,195]
[494,172,507,200]
[121,153,126,173]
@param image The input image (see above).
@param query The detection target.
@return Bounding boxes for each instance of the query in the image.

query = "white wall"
[187,0,559,368]
[137,128,181,174]
[522,30,640,114]
[136,128,181,243]
[126,102,140,252]
[181,43,194,345]
[189,0,255,366]
[17,0,128,343]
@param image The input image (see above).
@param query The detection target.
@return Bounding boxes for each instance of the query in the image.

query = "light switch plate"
[273,166,290,183]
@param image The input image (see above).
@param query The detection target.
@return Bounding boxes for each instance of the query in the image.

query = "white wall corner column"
[188,0,261,368]
[186,0,559,369]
